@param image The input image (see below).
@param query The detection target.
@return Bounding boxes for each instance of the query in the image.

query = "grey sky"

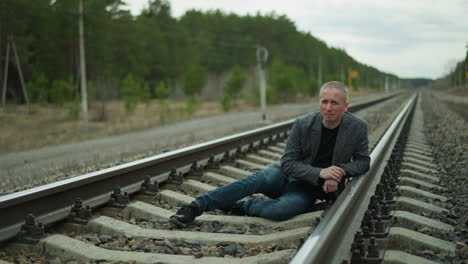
[124,0,468,79]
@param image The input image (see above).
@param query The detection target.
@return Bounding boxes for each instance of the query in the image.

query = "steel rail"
[291,93,417,264]
[0,93,397,243]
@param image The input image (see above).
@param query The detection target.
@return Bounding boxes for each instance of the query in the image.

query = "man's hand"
[319,166,346,182]
[323,179,339,193]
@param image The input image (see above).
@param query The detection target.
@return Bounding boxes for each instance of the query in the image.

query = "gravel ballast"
[421,91,468,263]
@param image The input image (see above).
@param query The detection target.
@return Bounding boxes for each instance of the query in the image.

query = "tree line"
[1,0,399,111]
[444,53,468,89]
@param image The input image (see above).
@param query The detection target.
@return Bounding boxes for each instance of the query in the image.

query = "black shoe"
[221,201,246,216]
[169,202,202,227]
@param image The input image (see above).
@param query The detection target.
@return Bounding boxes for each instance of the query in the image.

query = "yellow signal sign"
[348,69,358,79]
[465,72,468,79]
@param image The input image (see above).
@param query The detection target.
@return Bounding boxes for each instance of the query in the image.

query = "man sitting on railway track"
[169,81,370,227]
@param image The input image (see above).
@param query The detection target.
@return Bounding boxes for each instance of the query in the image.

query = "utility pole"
[79,0,88,122]
[10,36,28,105]
[2,36,29,106]
[256,46,268,121]
[318,56,322,87]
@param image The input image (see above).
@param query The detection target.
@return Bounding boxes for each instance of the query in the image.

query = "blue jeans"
[194,164,321,221]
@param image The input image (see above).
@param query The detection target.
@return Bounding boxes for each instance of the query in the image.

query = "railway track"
[0,92,457,263]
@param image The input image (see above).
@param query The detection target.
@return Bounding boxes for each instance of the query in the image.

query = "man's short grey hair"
[319,81,348,102]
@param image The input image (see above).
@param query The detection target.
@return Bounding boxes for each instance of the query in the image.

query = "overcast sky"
[123,0,468,79]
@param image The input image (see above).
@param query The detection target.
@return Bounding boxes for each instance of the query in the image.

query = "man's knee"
[256,200,308,221]
[262,211,293,221]
[259,165,286,186]
[257,207,299,221]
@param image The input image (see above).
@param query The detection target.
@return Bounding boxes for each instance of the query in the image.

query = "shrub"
[155,81,169,99]
[50,79,75,107]
[66,97,81,120]
[221,66,247,111]
[224,66,246,99]
[221,93,232,111]
[121,74,139,113]
[26,74,49,105]
[183,63,206,98]
[268,59,313,102]
[121,74,151,113]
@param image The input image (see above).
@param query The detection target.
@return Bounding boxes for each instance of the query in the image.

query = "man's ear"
[344,102,349,112]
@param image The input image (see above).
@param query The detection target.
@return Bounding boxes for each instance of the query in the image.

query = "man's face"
[319,87,349,123]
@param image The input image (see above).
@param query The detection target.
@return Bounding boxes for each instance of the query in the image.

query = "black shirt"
[312,124,340,200]
[312,124,340,168]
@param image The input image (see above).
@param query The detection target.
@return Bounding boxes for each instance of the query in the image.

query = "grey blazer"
[280,111,370,186]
